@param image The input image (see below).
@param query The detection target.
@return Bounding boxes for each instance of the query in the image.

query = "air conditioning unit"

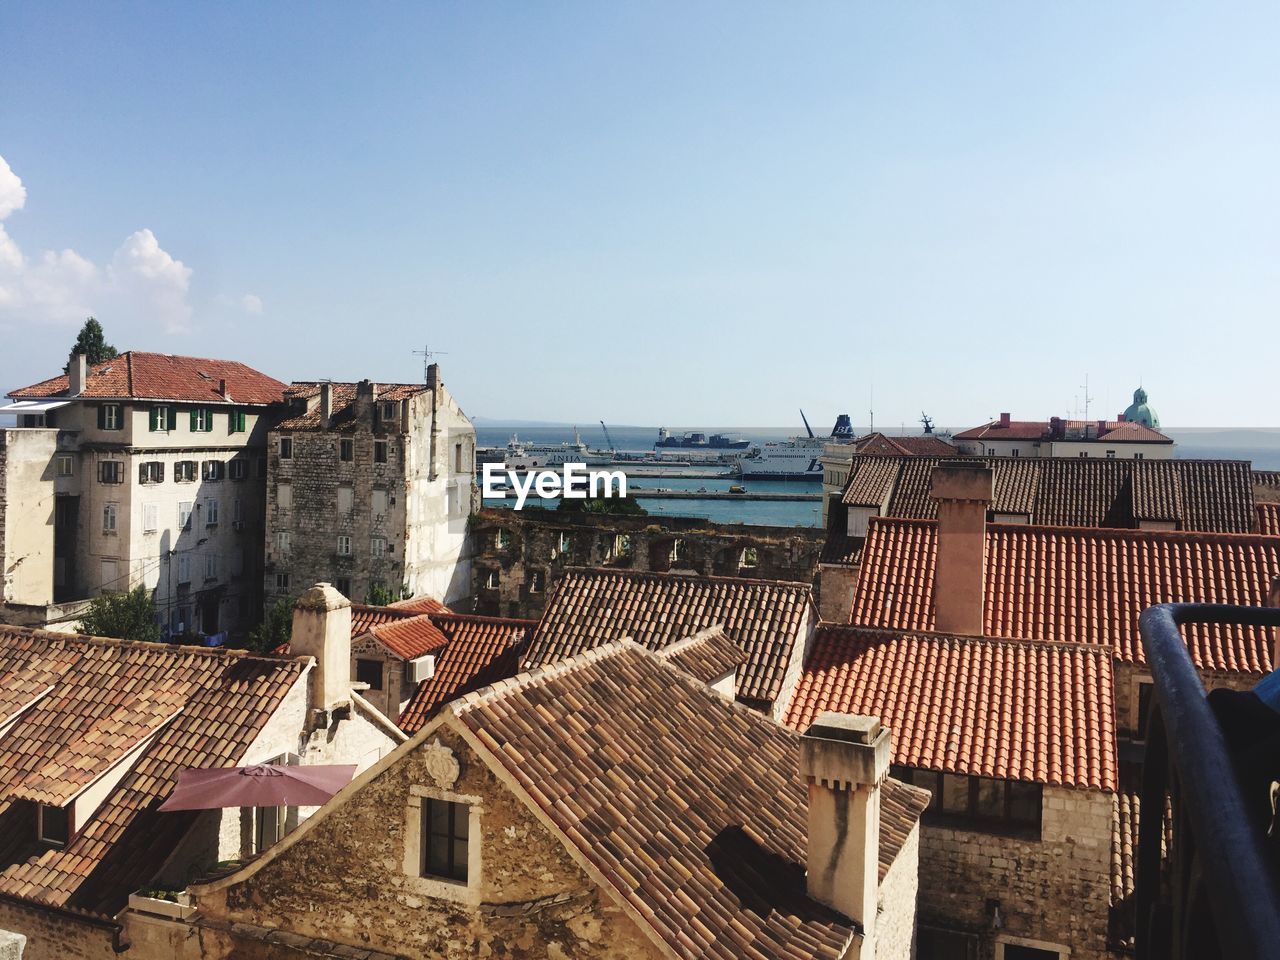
[406,654,436,684]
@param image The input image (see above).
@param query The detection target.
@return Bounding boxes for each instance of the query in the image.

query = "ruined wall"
[469,508,826,620]
[0,430,57,607]
[179,724,663,960]
[916,785,1113,960]
[0,899,118,960]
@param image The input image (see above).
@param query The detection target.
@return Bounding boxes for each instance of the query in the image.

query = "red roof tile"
[366,615,450,661]
[8,352,289,406]
[349,604,417,637]
[276,382,429,431]
[397,614,534,733]
[784,626,1117,790]
[1258,503,1280,536]
[954,418,1172,444]
[853,433,958,457]
[453,641,929,960]
[849,517,1280,673]
[388,596,451,615]
[656,625,747,685]
[524,567,815,705]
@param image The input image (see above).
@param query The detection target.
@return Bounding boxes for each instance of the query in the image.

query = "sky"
[1,2,1278,429]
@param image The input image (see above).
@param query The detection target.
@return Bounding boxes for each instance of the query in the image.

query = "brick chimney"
[68,351,87,397]
[219,378,232,402]
[931,460,993,636]
[998,412,1010,428]
[320,382,334,428]
[1097,419,1107,437]
[291,583,352,718]
[356,380,377,425]
[800,712,891,949]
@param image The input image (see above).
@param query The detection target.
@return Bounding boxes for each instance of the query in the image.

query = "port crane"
[599,420,617,453]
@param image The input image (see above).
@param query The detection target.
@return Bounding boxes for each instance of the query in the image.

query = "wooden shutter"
[190,409,198,431]
[149,407,158,431]
[98,405,107,429]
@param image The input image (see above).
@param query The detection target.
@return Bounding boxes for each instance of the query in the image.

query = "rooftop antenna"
[869,383,874,434]
[1080,374,1093,422]
[412,344,449,383]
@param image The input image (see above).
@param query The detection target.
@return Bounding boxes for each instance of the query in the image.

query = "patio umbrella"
[159,764,357,811]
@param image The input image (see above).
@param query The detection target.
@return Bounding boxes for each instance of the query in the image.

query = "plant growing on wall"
[78,586,160,642]
[246,597,293,654]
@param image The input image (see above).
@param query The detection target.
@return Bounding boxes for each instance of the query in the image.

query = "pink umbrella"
[159,764,357,811]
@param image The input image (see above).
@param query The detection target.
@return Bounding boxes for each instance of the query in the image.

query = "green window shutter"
[190,409,198,431]
[205,408,213,432]
[98,405,107,430]
[148,407,156,431]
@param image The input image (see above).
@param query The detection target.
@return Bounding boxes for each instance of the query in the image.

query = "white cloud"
[241,293,263,315]
[0,155,195,334]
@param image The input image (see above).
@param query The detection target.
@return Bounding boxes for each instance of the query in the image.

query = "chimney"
[998,412,1011,428]
[426,362,439,389]
[291,583,353,717]
[356,380,377,424]
[320,383,334,428]
[1097,419,1107,437]
[800,712,891,946]
[931,460,993,636]
[68,352,87,397]
[219,378,232,402]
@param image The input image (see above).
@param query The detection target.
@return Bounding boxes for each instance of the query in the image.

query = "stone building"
[265,364,475,609]
[524,566,818,721]
[952,401,1173,460]
[1,351,288,637]
[124,637,930,960]
[0,585,403,960]
[470,506,826,620]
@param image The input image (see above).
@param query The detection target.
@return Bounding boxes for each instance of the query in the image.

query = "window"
[1106,450,1117,460]
[1136,681,1154,739]
[495,529,511,549]
[529,571,544,593]
[421,798,469,883]
[337,485,354,514]
[371,536,386,558]
[485,570,499,589]
[277,482,293,510]
[203,460,224,482]
[1000,943,1067,960]
[143,503,159,533]
[56,454,74,477]
[205,498,219,525]
[892,766,1041,834]
[98,403,122,431]
[279,436,293,460]
[178,501,194,531]
[336,577,352,597]
[139,461,164,484]
[740,547,759,569]
[38,804,69,847]
[917,927,978,960]
[176,553,192,585]
[1135,452,1145,460]
[190,407,213,432]
[204,553,218,581]
[558,532,572,555]
[1011,448,1021,457]
[356,658,384,690]
[454,442,464,473]
[149,405,174,432]
[374,440,389,464]
[372,489,388,519]
[253,805,285,853]
[614,534,631,556]
[102,503,117,534]
[671,538,685,562]
[1078,451,1088,458]
[174,460,197,483]
[337,535,352,556]
[277,531,291,554]
[275,572,291,592]
[228,409,247,434]
[339,438,354,462]
[98,460,124,484]
[230,458,248,481]
[381,400,397,422]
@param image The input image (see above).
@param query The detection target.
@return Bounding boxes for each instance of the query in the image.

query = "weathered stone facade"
[916,786,1114,960]
[469,507,826,620]
[876,822,921,960]
[0,899,120,960]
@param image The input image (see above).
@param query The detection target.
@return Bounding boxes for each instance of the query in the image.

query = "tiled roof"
[849,517,1280,673]
[853,433,957,457]
[8,352,289,406]
[349,604,417,637]
[524,568,815,705]
[366,615,450,661]
[388,596,451,615]
[1256,470,1280,490]
[276,382,429,431]
[656,625,747,685]
[954,418,1172,444]
[0,628,304,914]
[397,614,534,733]
[1258,503,1280,536]
[954,419,1054,441]
[784,626,1117,791]
[453,641,929,960]
[836,456,1257,533]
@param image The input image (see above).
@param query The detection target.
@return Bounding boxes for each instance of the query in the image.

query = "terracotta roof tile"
[1257,503,1280,536]
[276,382,429,431]
[853,433,957,457]
[656,625,747,685]
[849,517,1280,673]
[8,352,288,406]
[366,615,449,661]
[784,626,1117,790]
[524,568,815,705]
[387,596,451,614]
[397,614,534,733]
[0,627,304,914]
[1256,470,1280,490]
[349,604,417,637]
[452,642,927,960]
[954,418,1172,444]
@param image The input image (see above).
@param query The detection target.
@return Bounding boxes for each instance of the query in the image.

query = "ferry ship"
[655,428,750,451]
[737,413,854,481]
[499,429,611,470]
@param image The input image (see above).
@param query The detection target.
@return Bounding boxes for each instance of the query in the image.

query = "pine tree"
[63,317,119,371]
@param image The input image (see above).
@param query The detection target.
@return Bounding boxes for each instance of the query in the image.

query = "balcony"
[1136,603,1280,960]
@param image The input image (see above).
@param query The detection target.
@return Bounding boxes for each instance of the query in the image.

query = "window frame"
[98,460,124,484]
[892,765,1042,837]
[38,803,70,848]
[149,405,173,432]
[404,783,482,903]
[278,436,293,460]
[356,657,384,691]
[374,440,389,464]
[55,454,74,477]
[337,534,352,557]
[339,438,354,462]
[175,460,198,483]
[100,403,123,431]
[102,502,118,534]
[228,409,247,434]
[229,458,248,481]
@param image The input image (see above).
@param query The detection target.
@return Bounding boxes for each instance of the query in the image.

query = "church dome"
[1122,387,1160,429]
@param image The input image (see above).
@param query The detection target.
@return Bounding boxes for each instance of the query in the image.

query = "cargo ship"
[654,428,751,451]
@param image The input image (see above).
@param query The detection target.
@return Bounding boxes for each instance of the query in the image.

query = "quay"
[629,488,820,502]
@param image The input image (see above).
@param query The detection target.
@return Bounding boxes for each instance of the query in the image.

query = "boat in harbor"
[737,412,854,480]
[654,428,750,452]
[498,428,614,470]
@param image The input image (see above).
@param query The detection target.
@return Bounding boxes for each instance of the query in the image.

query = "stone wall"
[0,430,57,608]
[916,786,1113,960]
[152,723,664,960]
[1113,660,1260,740]
[0,899,119,960]
[876,820,920,960]
[817,563,857,622]
[468,507,826,620]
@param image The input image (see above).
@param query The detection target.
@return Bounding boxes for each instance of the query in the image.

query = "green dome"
[1122,387,1160,429]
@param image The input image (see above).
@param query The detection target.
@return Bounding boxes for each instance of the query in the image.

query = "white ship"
[737,412,854,481]
[502,428,608,470]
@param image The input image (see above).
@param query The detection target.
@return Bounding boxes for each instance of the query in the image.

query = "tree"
[247,597,293,654]
[557,494,647,516]
[78,586,160,642]
[366,581,410,606]
[63,317,119,371]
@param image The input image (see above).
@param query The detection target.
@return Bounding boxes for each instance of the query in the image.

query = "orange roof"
[8,352,289,406]
[0,628,304,913]
[367,615,450,660]
[388,595,451,615]
[853,433,957,457]
[955,418,1171,444]
[349,604,417,637]
[784,625,1117,791]
[1258,502,1280,536]
[850,517,1280,673]
[398,614,534,733]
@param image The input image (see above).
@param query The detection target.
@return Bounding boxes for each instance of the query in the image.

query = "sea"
[475,422,1280,529]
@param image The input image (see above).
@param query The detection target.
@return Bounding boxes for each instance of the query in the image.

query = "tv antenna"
[1079,374,1094,422]
[413,344,449,383]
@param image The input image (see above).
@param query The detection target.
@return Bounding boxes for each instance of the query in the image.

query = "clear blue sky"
[1,2,1277,428]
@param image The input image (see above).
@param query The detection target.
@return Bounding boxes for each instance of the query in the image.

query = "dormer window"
[381,401,398,423]
[38,803,69,848]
